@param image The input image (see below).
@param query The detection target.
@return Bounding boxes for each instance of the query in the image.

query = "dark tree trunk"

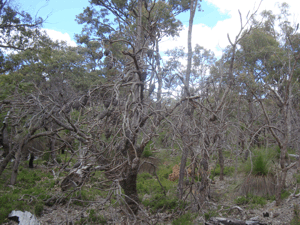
[29,153,34,168]
[61,146,65,154]
[0,145,18,176]
[199,151,209,202]
[178,146,189,199]
[120,157,140,214]
[1,123,9,157]
[11,139,26,185]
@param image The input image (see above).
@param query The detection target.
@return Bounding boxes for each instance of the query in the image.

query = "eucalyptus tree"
[72,0,189,215]
[0,37,94,184]
[164,3,262,207]
[236,4,300,204]
[0,0,44,73]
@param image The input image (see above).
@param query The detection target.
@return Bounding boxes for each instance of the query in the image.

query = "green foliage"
[0,166,55,224]
[253,153,267,175]
[235,194,267,207]
[137,166,179,213]
[235,195,249,205]
[281,190,291,199]
[172,212,195,225]
[142,149,153,158]
[34,204,44,217]
[141,141,154,158]
[294,174,300,184]
[143,193,183,213]
[291,204,300,225]
[84,209,107,224]
[42,152,50,162]
[210,164,234,179]
[243,148,276,176]
[137,172,170,195]
[204,210,218,221]
[56,155,62,164]
[73,187,105,206]
[157,165,173,180]
[17,168,43,188]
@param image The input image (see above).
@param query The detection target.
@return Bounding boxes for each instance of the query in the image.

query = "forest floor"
[1,149,300,224]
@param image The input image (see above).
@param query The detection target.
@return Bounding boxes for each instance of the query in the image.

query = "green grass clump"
[0,166,56,224]
[281,189,291,199]
[210,164,234,179]
[291,204,300,225]
[141,141,154,158]
[252,154,267,176]
[142,149,153,158]
[294,174,300,184]
[157,164,173,179]
[243,148,276,176]
[137,167,179,213]
[143,193,183,213]
[172,212,195,225]
[235,194,267,207]
[235,195,249,205]
[76,209,107,224]
[204,210,218,221]
[34,204,44,217]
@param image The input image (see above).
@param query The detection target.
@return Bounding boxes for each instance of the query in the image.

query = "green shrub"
[34,204,44,217]
[42,152,50,161]
[281,190,291,199]
[235,194,266,206]
[172,213,195,225]
[56,156,62,164]
[235,196,249,205]
[210,164,234,179]
[157,165,172,179]
[138,172,153,180]
[142,149,153,158]
[143,193,181,213]
[294,174,300,184]
[141,141,153,158]
[0,167,57,224]
[204,210,218,221]
[88,209,106,224]
[252,154,267,175]
[243,148,276,176]
[291,204,300,225]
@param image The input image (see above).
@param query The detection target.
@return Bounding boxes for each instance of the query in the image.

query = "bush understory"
[0,146,297,224]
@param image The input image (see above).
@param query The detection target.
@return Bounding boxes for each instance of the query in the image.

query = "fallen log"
[205,217,267,225]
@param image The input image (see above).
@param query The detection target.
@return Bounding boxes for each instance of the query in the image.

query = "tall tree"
[74,0,185,214]
[0,0,44,73]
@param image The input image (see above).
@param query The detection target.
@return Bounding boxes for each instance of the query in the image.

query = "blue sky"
[20,0,89,40]
[21,0,230,40]
[18,0,300,58]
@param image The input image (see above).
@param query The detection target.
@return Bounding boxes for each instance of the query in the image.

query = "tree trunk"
[218,145,224,181]
[1,123,9,157]
[178,0,197,199]
[120,161,140,214]
[50,137,57,164]
[199,151,209,202]
[29,153,34,168]
[10,139,26,185]
[0,144,18,176]
[178,146,189,199]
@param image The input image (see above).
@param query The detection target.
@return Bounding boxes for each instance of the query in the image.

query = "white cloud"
[43,29,77,47]
[160,0,300,59]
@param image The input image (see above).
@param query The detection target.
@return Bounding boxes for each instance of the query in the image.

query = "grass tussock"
[238,147,277,197]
